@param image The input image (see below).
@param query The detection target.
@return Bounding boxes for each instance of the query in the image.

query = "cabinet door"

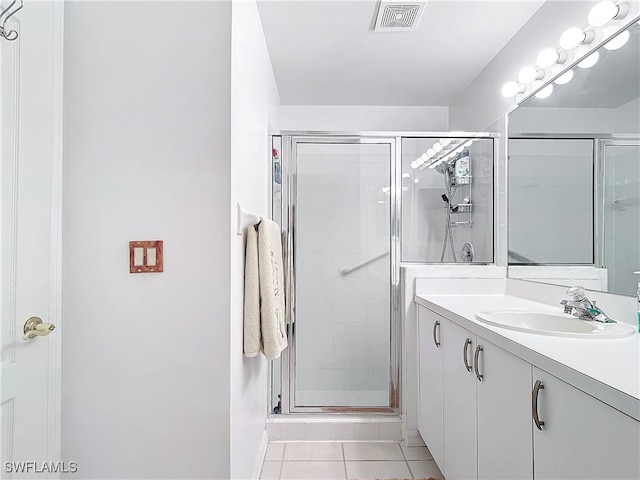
[417,306,444,468]
[477,340,532,480]
[533,368,640,480]
[443,320,477,480]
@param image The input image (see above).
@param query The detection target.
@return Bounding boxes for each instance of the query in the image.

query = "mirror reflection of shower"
[401,136,495,264]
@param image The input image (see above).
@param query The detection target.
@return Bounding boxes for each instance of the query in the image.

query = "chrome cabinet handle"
[432,320,441,348]
[463,338,472,372]
[532,380,545,430]
[473,344,483,381]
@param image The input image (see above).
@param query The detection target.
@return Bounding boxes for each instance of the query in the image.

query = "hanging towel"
[257,217,288,360]
[243,225,261,357]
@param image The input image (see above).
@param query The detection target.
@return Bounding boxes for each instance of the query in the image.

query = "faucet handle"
[566,286,586,301]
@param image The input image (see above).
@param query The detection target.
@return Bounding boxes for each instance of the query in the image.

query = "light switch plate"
[129,240,163,273]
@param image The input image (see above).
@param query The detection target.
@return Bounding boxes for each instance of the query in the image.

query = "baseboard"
[253,430,269,480]
[405,430,425,447]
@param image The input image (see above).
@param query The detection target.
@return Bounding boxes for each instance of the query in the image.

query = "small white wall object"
[237,203,261,235]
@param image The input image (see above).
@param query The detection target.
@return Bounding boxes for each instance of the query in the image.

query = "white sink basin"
[475,309,636,339]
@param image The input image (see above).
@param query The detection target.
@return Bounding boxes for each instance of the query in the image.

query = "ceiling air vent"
[374,1,426,32]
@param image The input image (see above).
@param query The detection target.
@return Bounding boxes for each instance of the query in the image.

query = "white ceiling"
[257,0,547,106]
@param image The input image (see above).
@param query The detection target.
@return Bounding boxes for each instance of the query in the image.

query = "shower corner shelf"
[456,175,473,185]
[456,203,473,213]
[452,220,474,228]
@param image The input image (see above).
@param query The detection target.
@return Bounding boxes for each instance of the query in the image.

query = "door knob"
[23,317,55,341]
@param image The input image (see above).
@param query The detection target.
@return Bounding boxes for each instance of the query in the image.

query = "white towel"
[243,225,261,357]
[243,218,288,360]
[257,217,288,360]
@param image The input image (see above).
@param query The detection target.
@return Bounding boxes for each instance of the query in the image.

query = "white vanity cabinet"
[442,319,477,480]
[417,306,444,468]
[476,339,532,480]
[532,368,640,480]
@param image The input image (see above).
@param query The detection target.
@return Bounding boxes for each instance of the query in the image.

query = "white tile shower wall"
[508,139,593,264]
[401,266,507,446]
[266,417,403,441]
[295,143,391,405]
[604,145,640,296]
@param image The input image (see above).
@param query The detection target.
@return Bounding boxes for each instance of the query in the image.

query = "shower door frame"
[276,133,402,414]
[595,136,640,270]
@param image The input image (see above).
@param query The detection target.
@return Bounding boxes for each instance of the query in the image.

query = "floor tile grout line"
[398,442,415,480]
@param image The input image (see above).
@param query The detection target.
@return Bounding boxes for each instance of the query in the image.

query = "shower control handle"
[474,344,483,381]
[463,338,472,372]
[432,320,441,348]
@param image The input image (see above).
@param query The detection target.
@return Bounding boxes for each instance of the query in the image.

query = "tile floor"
[260,441,444,480]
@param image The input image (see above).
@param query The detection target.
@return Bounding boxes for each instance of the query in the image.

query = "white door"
[532,368,640,480]
[417,306,444,469]
[1,2,63,477]
[477,340,532,480]
[442,319,477,480]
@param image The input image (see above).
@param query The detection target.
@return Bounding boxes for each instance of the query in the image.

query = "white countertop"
[415,294,640,421]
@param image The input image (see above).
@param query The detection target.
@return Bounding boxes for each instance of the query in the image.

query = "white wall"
[509,107,616,134]
[614,97,640,133]
[230,0,281,478]
[62,2,232,478]
[449,1,640,131]
[280,105,449,132]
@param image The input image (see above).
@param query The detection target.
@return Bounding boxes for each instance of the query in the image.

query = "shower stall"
[271,133,495,414]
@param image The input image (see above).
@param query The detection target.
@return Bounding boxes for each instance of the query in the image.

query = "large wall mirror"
[508,23,640,297]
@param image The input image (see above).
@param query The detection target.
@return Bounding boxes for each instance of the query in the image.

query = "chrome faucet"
[560,286,615,323]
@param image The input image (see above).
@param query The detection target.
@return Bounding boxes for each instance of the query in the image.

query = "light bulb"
[433,142,443,153]
[414,178,419,184]
[440,138,451,147]
[426,148,435,158]
[537,48,560,68]
[578,52,599,69]
[554,69,574,85]
[501,81,524,98]
[518,66,543,83]
[402,186,409,192]
[421,153,429,162]
[559,27,586,50]
[604,30,629,50]
[381,187,390,193]
[410,160,418,169]
[402,173,411,178]
[588,1,619,27]
[464,140,473,147]
[535,84,553,99]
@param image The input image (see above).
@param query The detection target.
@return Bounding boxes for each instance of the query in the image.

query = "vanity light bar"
[501,1,630,100]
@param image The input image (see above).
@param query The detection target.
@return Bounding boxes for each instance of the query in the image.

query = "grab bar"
[339,250,390,276]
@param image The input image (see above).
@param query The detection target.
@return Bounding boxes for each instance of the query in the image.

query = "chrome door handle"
[432,320,441,348]
[463,338,472,372]
[532,380,545,430]
[473,344,483,381]
[23,317,55,341]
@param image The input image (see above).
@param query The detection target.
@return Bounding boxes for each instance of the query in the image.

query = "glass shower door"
[291,139,394,409]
